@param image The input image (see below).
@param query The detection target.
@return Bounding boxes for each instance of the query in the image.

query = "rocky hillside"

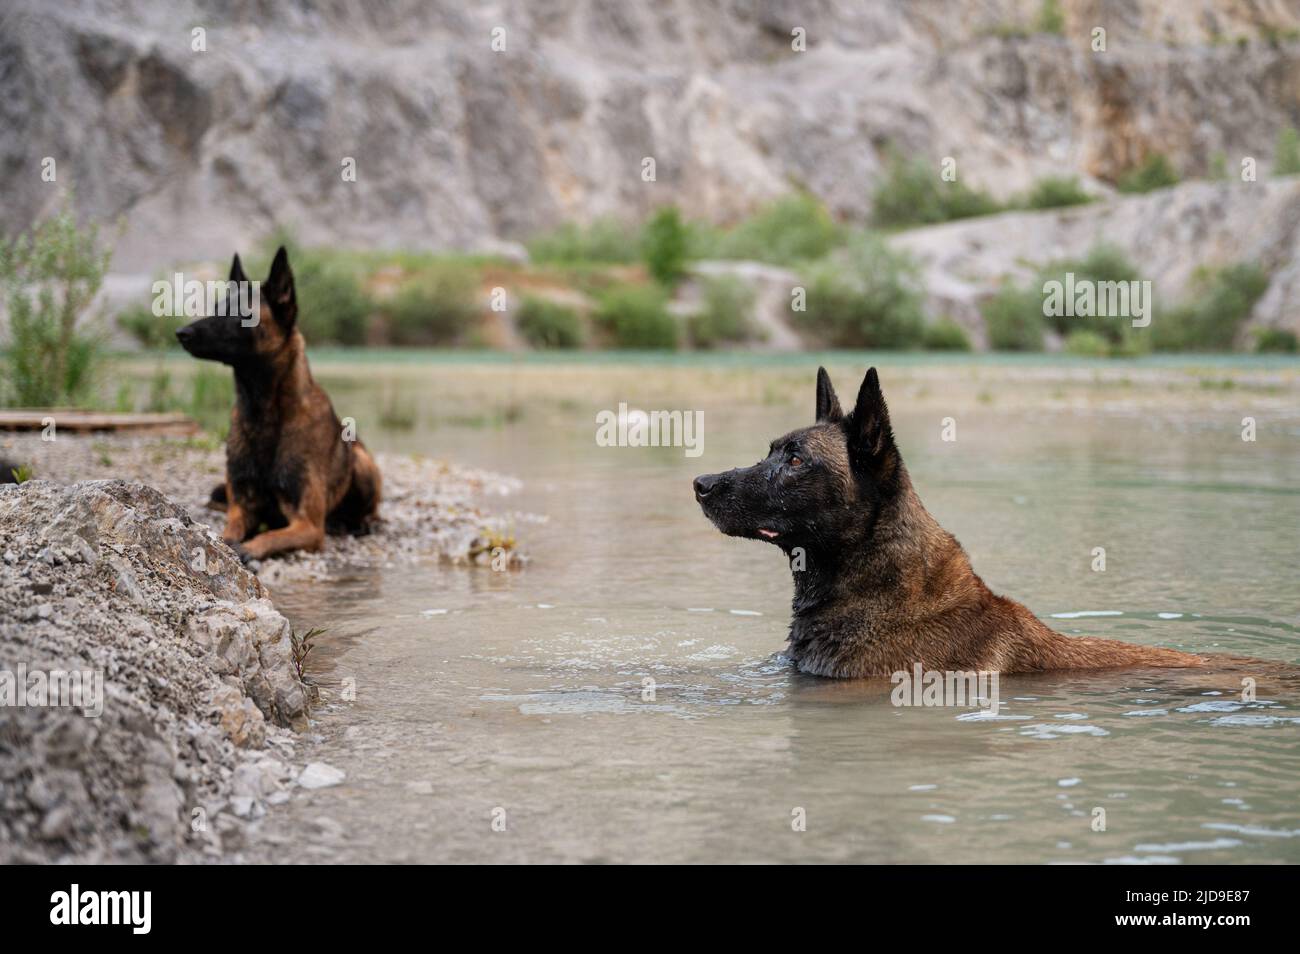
[3,0,1299,271]
[892,177,1300,343]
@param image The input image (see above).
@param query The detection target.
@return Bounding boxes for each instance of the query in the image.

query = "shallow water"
[260,362,1300,864]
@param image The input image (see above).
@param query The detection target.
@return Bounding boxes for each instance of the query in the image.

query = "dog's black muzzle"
[693,471,728,502]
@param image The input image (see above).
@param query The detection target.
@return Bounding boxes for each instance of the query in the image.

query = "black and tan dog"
[694,366,1204,678]
[176,247,381,562]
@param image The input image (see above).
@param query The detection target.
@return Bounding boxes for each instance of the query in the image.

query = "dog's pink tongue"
[758,528,778,539]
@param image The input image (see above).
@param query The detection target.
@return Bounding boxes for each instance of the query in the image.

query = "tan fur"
[788,466,1203,677]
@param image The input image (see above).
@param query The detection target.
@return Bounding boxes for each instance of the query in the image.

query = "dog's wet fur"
[176,247,381,562]
[695,366,1204,678]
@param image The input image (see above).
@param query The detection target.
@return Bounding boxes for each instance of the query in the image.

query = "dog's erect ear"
[228,253,247,284]
[848,367,898,475]
[815,366,843,423]
[264,246,297,327]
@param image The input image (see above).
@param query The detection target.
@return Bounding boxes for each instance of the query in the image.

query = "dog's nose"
[175,325,194,347]
[693,474,720,499]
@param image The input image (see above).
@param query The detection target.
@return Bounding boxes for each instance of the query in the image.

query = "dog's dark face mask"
[176,248,297,365]
[694,366,902,553]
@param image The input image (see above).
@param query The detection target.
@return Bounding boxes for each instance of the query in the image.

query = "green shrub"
[982,244,1149,351]
[641,206,690,286]
[1153,263,1270,351]
[712,194,841,264]
[1023,175,1092,209]
[981,282,1044,351]
[1039,243,1144,345]
[688,276,758,348]
[382,267,480,346]
[516,296,584,349]
[872,155,1004,228]
[1254,327,1298,353]
[252,233,373,345]
[1035,0,1065,34]
[922,318,972,351]
[0,201,111,406]
[1064,330,1111,356]
[526,219,641,264]
[1117,153,1180,193]
[118,301,178,350]
[593,284,678,349]
[294,257,372,346]
[797,235,925,348]
[1275,127,1300,176]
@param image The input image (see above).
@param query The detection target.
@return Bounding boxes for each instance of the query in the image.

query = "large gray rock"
[0,479,308,863]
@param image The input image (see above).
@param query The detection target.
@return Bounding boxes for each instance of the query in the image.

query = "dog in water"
[176,247,381,561]
[694,366,1204,678]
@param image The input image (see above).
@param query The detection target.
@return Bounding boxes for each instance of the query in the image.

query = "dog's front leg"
[221,494,250,546]
[237,484,327,561]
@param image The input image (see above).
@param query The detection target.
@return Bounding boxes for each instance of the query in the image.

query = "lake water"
[253,357,1300,863]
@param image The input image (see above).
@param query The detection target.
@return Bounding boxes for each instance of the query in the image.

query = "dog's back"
[785,479,1198,677]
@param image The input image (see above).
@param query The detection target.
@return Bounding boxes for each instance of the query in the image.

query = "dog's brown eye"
[790,456,803,467]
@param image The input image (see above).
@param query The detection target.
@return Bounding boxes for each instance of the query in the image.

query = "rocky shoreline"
[0,435,529,862]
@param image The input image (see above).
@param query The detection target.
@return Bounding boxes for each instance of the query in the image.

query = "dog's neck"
[232,333,310,417]
[789,469,969,627]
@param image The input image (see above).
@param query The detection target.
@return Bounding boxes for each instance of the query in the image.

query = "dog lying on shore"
[176,247,381,561]
[693,366,1204,678]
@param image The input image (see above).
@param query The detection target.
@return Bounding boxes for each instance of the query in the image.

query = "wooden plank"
[0,410,202,436]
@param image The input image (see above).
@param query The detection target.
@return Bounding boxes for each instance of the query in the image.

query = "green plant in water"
[470,527,517,560]
[290,626,325,684]
[0,199,113,407]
